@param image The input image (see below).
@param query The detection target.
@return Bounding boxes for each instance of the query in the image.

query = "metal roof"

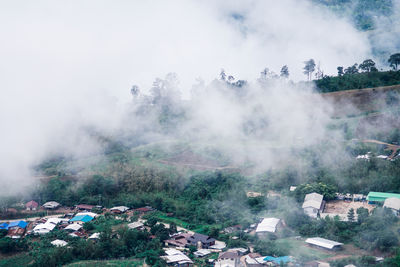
[69,215,94,223]
[302,193,323,209]
[384,197,400,211]
[256,218,281,233]
[8,220,28,229]
[305,237,343,249]
[367,192,400,201]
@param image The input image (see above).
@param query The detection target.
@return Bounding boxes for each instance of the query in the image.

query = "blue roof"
[7,220,27,229]
[264,256,291,264]
[0,223,8,230]
[69,215,93,223]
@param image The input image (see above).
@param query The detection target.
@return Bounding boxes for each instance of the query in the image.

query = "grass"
[0,253,33,267]
[276,238,332,262]
[65,258,143,267]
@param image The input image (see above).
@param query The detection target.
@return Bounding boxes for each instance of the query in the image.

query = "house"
[75,212,98,218]
[165,233,192,247]
[42,201,61,209]
[194,249,212,257]
[246,192,263,198]
[25,200,39,211]
[243,253,263,267]
[127,221,144,230]
[209,240,226,251]
[69,215,94,224]
[0,223,8,230]
[88,232,100,240]
[367,192,400,203]
[51,239,68,247]
[305,237,343,250]
[75,204,95,211]
[7,220,28,238]
[384,197,400,215]
[256,218,282,233]
[110,206,130,214]
[214,250,241,267]
[226,248,248,256]
[161,248,193,266]
[33,223,56,235]
[187,233,216,249]
[133,206,155,214]
[264,256,291,265]
[65,223,83,232]
[290,186,297,192]
[302,193,324,218]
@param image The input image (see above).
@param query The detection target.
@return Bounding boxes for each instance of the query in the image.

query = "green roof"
[367,192,400,201]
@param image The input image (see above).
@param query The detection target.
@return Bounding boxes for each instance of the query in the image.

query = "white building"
[255,218,281,233]
[305,237,343,250]
[384,197,400,215]
[33,223,56,235]
[161,249,193,266]
[214,251,241,267]
[302,192,324,218]
[42,201,61,209]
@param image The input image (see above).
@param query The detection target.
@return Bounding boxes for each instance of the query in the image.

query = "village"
[0,188,399,267]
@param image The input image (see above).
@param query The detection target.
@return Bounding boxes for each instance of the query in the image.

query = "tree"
[347,208,355,222]
[359,59,378,72]
[337,66,344,76]
[280,65,289,78]
[388,53,400,70]
[303,59,316,81]
[220,69,227,81]
[344,64,359,74]
[356,207,369,224]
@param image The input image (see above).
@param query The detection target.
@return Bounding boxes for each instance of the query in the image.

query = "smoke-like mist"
[0,0,376,194]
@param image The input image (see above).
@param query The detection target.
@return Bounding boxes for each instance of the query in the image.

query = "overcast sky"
[0,0,373,194]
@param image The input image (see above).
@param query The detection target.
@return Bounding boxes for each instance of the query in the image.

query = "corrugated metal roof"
[367,192,400,201]
[305,237,343,249]
[384,197,400,211]
[302,193,323,209]
[69,215,94,223]
[256,218,280,233]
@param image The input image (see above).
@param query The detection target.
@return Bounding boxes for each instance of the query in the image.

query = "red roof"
[134,206,154,213]
[26,200,39,208]
[76,204,95,210]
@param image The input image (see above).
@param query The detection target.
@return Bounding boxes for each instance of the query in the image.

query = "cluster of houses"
[158,215,347,267]
[0,201,155,240]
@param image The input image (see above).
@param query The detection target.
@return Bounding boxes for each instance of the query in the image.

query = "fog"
[0,0,374,194]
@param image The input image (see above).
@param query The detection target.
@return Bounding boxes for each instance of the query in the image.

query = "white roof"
[33,223,56,233]
[302,193,323,209]
[89,233,100,239]
[51,239,68,247]
[65,223,82,231]
[46,218,63,225]
[305,237,343,249]
[384,197,400,211]
[290,186,297,191]
[128,221,144,229]
[43,201,60,208]
[244,255,259,265]
[377,155,388,159]
[110,206,129,212]
[227,248,248,253]
[194,249,211,257]
[209,240,226,250]
[162,248,193,264]
[76,212,98,218]
[256,218,281,233]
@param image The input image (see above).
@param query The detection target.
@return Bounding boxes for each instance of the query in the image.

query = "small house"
[33,223,56,235]
[384,197,400,216]
[42,201,61,209]
[109,206,130,214]
[302,193,324,218]
[214,251,241,267]
[25,200,39,211]
[161,248,193,266]
[127,221,144,230]
[75,204,95,211]
[187,233,215,249]
[7,220,28,238]
[69,215,94,225]
[0,223,8,230]
[51,239,68,247]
